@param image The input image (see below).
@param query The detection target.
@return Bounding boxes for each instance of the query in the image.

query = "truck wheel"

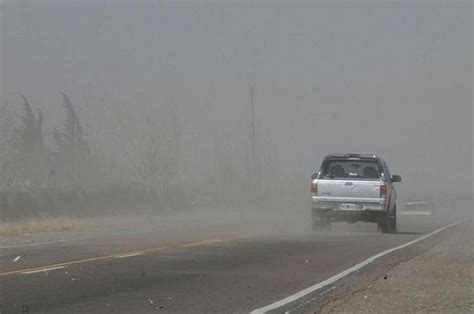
[389,206,397,233]
[377,208,396,234]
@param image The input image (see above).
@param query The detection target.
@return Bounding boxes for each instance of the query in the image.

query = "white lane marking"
[250,218,470,314]
[114,252,145,259]
[0,237,93,249]
[180,239,222,248]
[21,266,67,275]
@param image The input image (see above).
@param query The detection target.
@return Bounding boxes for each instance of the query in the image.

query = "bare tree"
[111,103,174,196]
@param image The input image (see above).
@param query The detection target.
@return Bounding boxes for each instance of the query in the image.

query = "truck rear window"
[321,159,382,180]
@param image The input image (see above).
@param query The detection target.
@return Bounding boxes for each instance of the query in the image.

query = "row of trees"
[0,93,194,212]
[0,92,286,214]
[0,93,95,189]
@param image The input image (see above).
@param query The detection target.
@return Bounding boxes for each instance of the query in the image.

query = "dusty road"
[0,208,470,313]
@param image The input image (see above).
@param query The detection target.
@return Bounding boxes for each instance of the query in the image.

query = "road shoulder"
[322,221,474,314]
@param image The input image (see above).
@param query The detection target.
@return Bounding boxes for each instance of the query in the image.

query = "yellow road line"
[21,266,67,275]
[0,238,235,277]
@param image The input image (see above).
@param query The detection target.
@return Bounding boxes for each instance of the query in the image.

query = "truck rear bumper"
[312,197,386,211]
[312,208,386,223]
[312,197,387,223]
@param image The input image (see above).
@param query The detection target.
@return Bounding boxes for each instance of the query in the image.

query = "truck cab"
[311,154,401,233]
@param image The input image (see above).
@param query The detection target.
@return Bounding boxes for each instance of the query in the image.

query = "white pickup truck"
[311,154,401,233]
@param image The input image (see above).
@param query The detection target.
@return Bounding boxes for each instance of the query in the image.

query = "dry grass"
[0,214,163,238]
[0,216,84,237]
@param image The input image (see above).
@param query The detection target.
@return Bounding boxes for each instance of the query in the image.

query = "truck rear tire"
[390,206,397,233]
[377,207,397,234]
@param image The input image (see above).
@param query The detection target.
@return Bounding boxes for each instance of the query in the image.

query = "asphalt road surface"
[0,209,470,314]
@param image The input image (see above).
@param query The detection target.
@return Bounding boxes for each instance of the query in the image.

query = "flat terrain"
[0,207,470,313]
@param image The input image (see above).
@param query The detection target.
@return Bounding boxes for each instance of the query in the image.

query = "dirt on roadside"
[322,221,474,314]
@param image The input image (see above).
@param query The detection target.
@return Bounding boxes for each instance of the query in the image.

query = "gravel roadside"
[322,221,474,314]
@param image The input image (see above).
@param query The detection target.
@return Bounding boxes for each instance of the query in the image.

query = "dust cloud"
[0,1,471,236]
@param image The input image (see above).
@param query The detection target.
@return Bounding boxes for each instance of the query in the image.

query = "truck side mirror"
[391,175,402,183]
[311,172,318,180]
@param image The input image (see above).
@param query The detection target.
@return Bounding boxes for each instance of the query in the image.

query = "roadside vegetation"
[0,216,80,237]
[0,93,288,229]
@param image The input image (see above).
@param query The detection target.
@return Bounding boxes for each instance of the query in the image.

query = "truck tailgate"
[317,179,382,200]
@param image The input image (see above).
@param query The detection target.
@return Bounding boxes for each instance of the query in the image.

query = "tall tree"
[0,100,16,189]
[53,92,93,186]
[54,92,87,153]
[9,94,44,155]
[6,94,48,187]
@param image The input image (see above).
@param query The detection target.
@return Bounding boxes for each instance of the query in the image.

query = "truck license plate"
[339,203,358,210]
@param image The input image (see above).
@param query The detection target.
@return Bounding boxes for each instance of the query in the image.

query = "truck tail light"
[380,184,387,198]
[311,182,318,195]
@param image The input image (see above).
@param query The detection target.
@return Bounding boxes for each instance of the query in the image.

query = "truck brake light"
[311,182,318,195]
[380,184,387,198]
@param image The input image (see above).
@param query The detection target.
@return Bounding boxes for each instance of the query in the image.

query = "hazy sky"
[1,1,472,194]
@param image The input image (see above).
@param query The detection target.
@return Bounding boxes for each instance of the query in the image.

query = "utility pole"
[74,121,78,185]
[250,86,257,197]
[170,97,180,188]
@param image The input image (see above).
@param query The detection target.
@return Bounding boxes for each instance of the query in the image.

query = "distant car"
[311,154,401,233]
[401,201,434,216]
